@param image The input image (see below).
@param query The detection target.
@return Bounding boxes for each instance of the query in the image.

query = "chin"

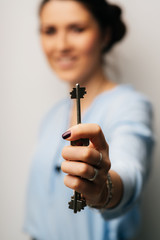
[54,71,84,85]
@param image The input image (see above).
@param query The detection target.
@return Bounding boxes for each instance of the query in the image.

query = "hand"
[61,123,111,208]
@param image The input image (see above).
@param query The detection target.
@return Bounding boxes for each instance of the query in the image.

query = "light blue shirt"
[24,85,154,240]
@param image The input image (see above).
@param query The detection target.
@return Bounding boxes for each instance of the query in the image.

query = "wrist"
[103,170,123,209]
[88,172,113,209]
[88,170,123,210]
[102,172,114,208]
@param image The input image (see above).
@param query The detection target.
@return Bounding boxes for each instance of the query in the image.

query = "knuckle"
[61,162,65,171]
[103,153,111,170]
[94,124,102,135]
[75,124,82,137]
[83,148,91,161]
[61,146,68,158]
[104,162,111,173]
[108,161,111,170]
[61,149,65,159]
[73,178,81,190]
[80,164,89,176]
[63,175,68,186]
[106,142,109,152]
[61,161,68,173]
[64,175,71,187]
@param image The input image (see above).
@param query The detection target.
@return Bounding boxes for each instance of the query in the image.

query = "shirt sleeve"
[100,95,154,220]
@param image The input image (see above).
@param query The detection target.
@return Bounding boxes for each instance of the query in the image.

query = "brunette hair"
[39,0,127,53]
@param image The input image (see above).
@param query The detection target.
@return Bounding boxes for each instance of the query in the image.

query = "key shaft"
[76,83,81,124]
[68,83,88,213]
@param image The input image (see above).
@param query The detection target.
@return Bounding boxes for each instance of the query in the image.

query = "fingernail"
[62,130,71,139]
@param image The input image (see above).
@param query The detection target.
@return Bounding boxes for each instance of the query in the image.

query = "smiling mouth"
[56,56,77,69]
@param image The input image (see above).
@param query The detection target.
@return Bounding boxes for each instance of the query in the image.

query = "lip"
[55,56,77,70]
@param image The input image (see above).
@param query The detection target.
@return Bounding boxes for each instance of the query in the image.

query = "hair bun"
[109,5,122,21]
[103,4,126,52]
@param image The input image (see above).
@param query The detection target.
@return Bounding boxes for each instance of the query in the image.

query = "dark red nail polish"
[62,130,71,139]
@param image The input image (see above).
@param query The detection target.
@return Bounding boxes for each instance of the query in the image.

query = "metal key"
[68,83,89,213]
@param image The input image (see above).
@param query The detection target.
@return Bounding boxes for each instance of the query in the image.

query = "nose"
[55,31,71,53]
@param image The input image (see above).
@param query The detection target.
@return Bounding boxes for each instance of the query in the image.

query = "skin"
[40,0,123,209]
[40,0,105,85]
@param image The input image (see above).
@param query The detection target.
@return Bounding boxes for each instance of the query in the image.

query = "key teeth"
[68,200,73,209]
[68,198,86,213]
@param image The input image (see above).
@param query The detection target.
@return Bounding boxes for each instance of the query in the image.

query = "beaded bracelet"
[102,172,114,208]
[88,172,114,209]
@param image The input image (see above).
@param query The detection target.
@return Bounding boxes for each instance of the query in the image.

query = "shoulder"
[100,84,154,138]
[110,84,152,106]
[114,85,153,121]
[105,84,153,121]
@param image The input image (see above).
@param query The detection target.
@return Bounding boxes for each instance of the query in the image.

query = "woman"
[24,0,154,240]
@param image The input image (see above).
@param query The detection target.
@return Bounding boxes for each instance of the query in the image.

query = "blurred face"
[40,0,105,85]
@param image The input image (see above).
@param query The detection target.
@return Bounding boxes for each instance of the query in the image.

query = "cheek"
[79,33,102,59]
[40,37,53,58]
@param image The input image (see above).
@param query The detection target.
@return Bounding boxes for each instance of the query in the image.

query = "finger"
[62,123,108,151]
[61,161,96,180]
[64,175,106,204]
[62,145,102,167]
[64,174,98,197]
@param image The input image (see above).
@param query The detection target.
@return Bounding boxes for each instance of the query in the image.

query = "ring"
[89,168,99,181]
[97,152,103,168]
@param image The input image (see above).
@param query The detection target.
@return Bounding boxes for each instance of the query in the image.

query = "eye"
[40,26,56,35]
[71,25,85,33]
[45,27,56,35]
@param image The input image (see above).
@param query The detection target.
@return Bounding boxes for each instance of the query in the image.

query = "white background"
[0,0,160,239]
